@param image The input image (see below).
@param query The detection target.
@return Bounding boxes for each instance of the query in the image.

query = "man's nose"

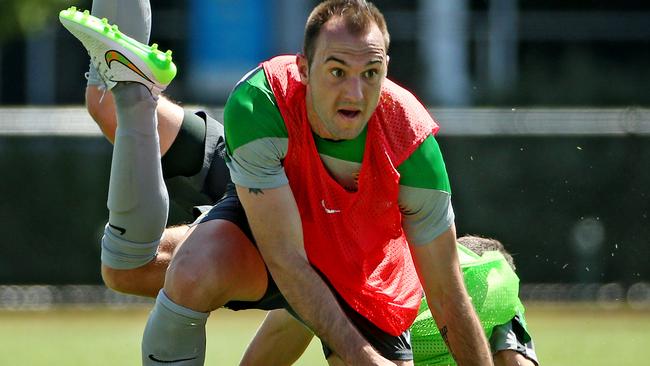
[342,77,364,102]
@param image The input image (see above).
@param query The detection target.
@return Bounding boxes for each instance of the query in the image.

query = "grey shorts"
[490,314,539,365]
[192,186,413,361]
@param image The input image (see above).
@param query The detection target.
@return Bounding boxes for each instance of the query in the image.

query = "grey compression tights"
[88,0,168,269]
[101,83,169,269]
[90,2,211,364]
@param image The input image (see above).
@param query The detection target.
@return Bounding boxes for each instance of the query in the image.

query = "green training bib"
[411,245,526,366]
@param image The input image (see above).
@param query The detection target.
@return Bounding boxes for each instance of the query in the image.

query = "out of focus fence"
[1,282,649,309]
[1,107,648,304]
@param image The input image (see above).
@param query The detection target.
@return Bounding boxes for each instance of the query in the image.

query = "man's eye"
[363,69,378,79]
[330,69,344,77]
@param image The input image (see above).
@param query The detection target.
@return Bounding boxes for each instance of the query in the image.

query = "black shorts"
[162,110,231,223]
[490,314,539,365]
[193,184,413,361]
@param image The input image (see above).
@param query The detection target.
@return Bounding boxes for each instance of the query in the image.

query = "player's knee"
[164,221,267,309]
[164,248,229,308]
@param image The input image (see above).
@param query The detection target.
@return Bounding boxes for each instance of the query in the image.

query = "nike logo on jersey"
[148,354,197,363]
[105,50,152,82]
[321,200,341,214]
[108,223,126,235]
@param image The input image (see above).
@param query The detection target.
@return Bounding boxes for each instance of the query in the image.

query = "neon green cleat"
[59,7,176,97]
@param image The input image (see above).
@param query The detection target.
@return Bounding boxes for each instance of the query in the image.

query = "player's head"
[458,235,516,271]
[298,0,390,141]
[302,0,390,66]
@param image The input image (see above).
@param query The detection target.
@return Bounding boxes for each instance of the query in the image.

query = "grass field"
[0,303,649,365]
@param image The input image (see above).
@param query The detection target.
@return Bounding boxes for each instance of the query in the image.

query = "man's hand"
[410,225,494,366]
[236,184,390,365]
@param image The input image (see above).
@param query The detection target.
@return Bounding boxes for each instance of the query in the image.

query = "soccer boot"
[59,6,176,97]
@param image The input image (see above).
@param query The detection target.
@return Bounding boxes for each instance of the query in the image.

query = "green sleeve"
[223,68,287,156]
[398,134,451,193]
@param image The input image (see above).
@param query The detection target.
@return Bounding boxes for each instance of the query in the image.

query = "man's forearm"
[412,226,494,366]
[427,280,493,366]
[264,252,382,365]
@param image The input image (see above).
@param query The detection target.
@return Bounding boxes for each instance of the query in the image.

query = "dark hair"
[457,235,516,271]
[303,0,390,65]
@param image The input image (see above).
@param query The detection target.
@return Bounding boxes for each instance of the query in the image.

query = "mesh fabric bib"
[411,245,526,365]
[262,55,438,335]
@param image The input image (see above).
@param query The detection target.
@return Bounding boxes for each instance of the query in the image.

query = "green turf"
[0,307,325,366]
[525,303,650,366]
[0,303,648,365]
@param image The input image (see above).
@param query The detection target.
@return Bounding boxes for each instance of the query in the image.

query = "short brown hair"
[303,0,390,65]
[457,235,516,271]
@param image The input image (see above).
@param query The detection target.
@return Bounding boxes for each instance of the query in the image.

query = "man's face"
[299,18,387,141]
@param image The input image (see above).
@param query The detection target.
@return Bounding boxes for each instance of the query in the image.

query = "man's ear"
[297,53,309,86]
[385,55,390,76]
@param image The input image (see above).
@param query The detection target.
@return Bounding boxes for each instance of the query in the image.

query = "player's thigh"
[241,309,314,366]
[326,355,412,366]
[490,315,538,366]
[164,218,268,310]
[494,350,536,366]
[159,225,190,257]
[393,361,413,365]
[326,354,345,366]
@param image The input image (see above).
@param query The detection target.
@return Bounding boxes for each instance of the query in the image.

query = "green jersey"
[411,245,528,365]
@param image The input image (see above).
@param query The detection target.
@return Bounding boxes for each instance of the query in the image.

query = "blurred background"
[1,0,649,312]
[1,0,650,106]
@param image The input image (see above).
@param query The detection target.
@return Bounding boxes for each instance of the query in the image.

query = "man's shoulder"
[382,78,422,104]
[224,67,288,153]
[229,66,273,102]
[398,134,450,192]
[375,78,439,167]
[380,78,436,125]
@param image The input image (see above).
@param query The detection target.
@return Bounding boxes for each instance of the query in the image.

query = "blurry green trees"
[0,0,87,41]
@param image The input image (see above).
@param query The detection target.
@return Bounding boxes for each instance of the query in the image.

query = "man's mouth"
[337,109,361,119]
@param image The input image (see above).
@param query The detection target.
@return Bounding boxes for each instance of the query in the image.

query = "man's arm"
[410,225,494,366]
[236,184,392,366]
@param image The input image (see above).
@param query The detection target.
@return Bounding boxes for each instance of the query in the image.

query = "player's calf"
[101,225,188,297]
[85,86,118,142]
